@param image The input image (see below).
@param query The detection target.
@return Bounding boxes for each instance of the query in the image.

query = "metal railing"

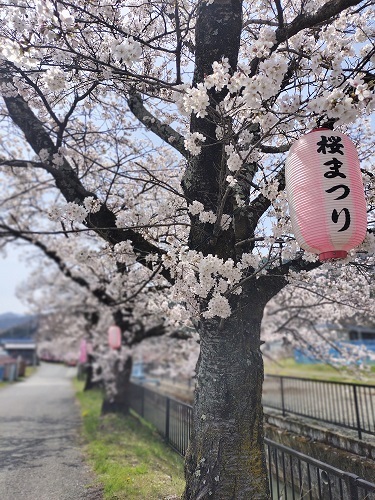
[129,382,375,499]
[129,382,192,455]
[263,375,375,439]
[266,439,375,500]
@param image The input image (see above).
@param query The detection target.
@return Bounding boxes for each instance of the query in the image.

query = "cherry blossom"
[0,0,374,495]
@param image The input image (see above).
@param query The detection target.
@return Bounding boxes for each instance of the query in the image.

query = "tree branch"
[127,92,188,158]
[1,92,173,283]
[247,166,286,232]
[0,159,46,169]
[270,254,322,276]
[129,322,166,347]
[0,223,114,306]
[274,0,284,28]
[249,0,364,76]
[259,144,290,154]
[276,0,364,44]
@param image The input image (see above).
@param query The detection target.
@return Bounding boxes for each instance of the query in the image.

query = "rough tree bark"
[84,354,95,391]
[183,277,285,499]
[182,1,284,497]
[101,354,133,414]
[2,0,363,495]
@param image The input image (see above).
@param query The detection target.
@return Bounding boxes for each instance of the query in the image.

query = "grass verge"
[25,365,38,377]
[265,357,375,384]
[74,380,185,500]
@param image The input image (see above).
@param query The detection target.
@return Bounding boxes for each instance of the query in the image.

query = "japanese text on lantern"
[316,135,350,232]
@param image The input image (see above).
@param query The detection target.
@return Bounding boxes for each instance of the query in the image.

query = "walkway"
[0,362,102,500]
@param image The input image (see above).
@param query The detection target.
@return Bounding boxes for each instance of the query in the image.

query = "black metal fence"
[263,375,375,439]
[267,439,375,500]
[129,382,375,499]
[129,382,192,455]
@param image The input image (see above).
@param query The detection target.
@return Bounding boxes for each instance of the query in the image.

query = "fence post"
[165,397,170,443]
[352,385,362,440]
[280,377,286,417]
[346,474,359,500]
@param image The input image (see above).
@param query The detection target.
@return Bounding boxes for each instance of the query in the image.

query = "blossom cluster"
[183,83,210,118]
[225,145,243,172]
[184,132,206,156]
[113,240,137,266]
[42,68,67,92]
[188,201,232,229]
[110,37,142,66]
[0,0,374,372]
[47,198,101,223]
[162,248,270,319]
[48,202,88,223]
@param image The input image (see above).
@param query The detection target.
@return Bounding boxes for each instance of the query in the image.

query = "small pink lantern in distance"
[285,128,367,261]
[79,339,88,364]
[108,325,122,350]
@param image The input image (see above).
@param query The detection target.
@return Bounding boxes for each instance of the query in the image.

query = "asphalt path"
[0,362,102,500]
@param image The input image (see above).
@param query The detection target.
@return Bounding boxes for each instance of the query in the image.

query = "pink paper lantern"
[79,339,88,364]
[285,128,367,261]
[108,325,122,350]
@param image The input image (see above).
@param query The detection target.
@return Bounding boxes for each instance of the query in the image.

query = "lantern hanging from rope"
[285,128,367,261]
[108,325,122,350]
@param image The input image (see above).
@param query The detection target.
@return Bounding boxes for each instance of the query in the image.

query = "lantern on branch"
[285,129,367,261]
[79,339,88,364]
[108,325,122,350]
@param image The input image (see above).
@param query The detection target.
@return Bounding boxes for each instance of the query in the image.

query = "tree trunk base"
[101,354,132,416]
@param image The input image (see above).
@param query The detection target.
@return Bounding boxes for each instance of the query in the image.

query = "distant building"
[0,339,38,365]
[294,324,375,364]
[347,325,375,343]
[132,361,145,379]
[0,348,18,381]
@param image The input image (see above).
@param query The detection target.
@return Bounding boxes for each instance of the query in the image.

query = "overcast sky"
[0,245,32,315]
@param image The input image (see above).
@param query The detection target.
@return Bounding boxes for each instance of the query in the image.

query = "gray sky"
[0,245,31,314]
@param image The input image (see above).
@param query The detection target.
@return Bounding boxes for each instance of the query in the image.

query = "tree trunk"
[83,355,99,391]
[183,286,275,499]
[101,354,133,415]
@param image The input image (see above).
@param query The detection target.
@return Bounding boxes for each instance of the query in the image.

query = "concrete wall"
[264,409,375,483]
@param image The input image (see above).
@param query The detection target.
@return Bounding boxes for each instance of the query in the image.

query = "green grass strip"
[74,380,185,499]
[265,357,375,383]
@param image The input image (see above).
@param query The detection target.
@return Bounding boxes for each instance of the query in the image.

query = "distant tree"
[15,244,184,411]
[262,264,375,370]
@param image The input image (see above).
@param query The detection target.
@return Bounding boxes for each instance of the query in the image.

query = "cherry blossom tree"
[12,233,184,410]
[0,0,374,497]
[262,261,375,371]
[0,71,186,411]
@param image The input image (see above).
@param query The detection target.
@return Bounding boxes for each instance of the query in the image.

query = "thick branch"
[270,254,322,276]
[247,166,286,233]
[182,0,243,258]
[259,144,290,154]
[129,323,166,347]
[0,224,114,306]
[275,0,284,28]
[276,0,364,43]
[1,93,173,283]
[127,92,187,158]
